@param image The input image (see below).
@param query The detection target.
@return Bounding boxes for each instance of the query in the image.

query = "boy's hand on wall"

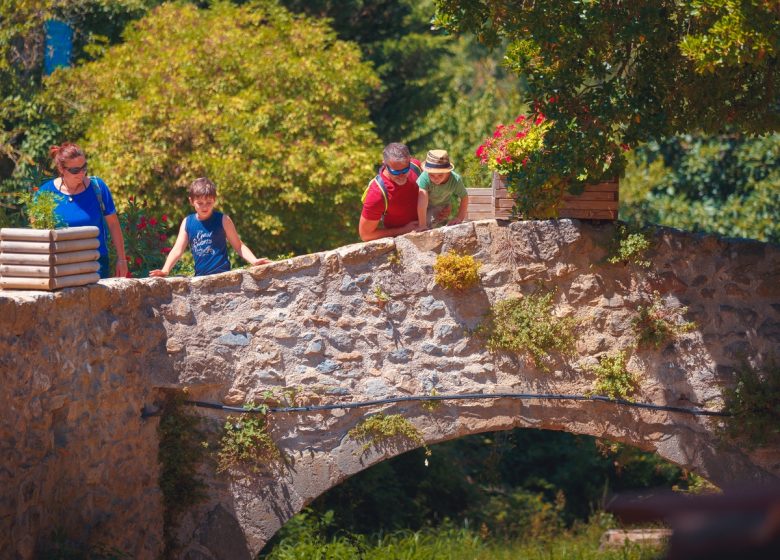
[251,258,272,266]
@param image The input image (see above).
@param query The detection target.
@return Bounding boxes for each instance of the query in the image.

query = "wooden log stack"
[465,174,619,222]
[0,226,101,290]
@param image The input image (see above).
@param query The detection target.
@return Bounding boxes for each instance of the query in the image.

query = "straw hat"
[423,149,455,173]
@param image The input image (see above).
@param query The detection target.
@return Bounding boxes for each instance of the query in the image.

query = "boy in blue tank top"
[150,178,270,277]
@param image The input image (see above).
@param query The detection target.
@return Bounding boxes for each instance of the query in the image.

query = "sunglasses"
[64,162,88,175]
[386,164,411,176]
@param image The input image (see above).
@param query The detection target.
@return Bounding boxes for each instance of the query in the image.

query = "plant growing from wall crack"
[721,359,780,449]
[587,351,639,401]
[348,413,430,458]
[632,293,696,349]
[216,403,280,473]
[607,223,652,268]
[475,291,576,371]
[434,251,481,291]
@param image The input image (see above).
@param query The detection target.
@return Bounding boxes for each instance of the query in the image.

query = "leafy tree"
[280,0,453,145]
[0,1,157,171]
[40,1,382,256]
[433,0,780,192]
[621,134,780,242]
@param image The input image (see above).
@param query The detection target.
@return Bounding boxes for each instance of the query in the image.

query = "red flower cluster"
[116,197,171,277]
[475,112,551,175]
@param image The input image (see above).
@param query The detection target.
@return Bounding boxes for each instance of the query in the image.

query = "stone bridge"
[1,219,778,559]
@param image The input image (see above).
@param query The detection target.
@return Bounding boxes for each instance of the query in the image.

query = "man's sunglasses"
[386,164,411,176]
[64,163,88,175]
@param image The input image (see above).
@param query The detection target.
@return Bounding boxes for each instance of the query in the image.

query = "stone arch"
[2,219,778,559]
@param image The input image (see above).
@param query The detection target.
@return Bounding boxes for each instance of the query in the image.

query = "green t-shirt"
[418,170,468,208]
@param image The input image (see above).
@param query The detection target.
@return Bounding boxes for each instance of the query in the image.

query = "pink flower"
[161,247,172,254]
[159,234,167,241]
[516,132,526,139]
[522,157,529,167]
[515,115,526,123]
[504,156,512,163]
[620,143,631,152]
[135,257,143,266]
[535,114,545,125]
[149,217,158,226]
[161,214,168,222]
[476,145,485,157]
[495,157,503,164]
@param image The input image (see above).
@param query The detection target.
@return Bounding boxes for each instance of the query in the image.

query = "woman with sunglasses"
[38,142,128,278]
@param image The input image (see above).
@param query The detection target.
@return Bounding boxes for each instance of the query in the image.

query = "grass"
[260,511,664,560]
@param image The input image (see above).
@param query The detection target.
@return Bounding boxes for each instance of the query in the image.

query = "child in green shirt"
[417,149,469,229]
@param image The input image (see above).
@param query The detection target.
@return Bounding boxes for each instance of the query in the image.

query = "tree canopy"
[41,1,383,256]
[434,0,780,186]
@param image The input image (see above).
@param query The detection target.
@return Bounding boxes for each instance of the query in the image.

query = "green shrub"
[607,224,652,267]
[721,359,780,448]
[348,413,430,457]
[589,351,639,401]
[217,404,280,473]
[18,188,66,229]
[475,292,576,370]
[434,251,481,291]
[632,294,696,348]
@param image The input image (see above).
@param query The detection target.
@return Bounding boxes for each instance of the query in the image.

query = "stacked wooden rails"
[485,174,619,221]
[0,226,101,290]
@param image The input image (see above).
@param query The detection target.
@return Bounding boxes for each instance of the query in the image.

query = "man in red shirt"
[359,143,422,241]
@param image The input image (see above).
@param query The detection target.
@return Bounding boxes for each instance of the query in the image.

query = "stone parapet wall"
[0,219,778,558]
[0,283,171,559]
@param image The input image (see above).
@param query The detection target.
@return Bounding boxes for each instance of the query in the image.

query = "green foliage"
[632,294,696,349]
[621,134,780,243]
[411,35,525,188]
[477,488,565,541]
[476,292,576,370]
[302,428,686,540]
[17,188,65,229]
[281,0,454,145]
[261,508,661,559]
[112,196,170,277]
[607,224,652,268]
[40,1,382,257]
[477,113,572,218]
[157,393,206,553]
[434,1,780,203]
[721,359,780,448]
[0,2,156,186]
[371,285,390,306]
[348,413,430,457]
[588,351,639,401]
[433,250,481,291]
[217,404,280,473]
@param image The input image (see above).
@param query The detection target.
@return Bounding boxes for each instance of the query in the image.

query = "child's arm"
[447,195,469,225]
[417,189,429,230]
[223,214,271,266]
[150,218,189,277]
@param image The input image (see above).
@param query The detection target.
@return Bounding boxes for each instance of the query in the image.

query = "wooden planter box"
[465,174,619,222]
[0,226,101,290]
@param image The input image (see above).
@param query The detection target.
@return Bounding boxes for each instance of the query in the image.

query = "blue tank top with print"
[185,211,230,276]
